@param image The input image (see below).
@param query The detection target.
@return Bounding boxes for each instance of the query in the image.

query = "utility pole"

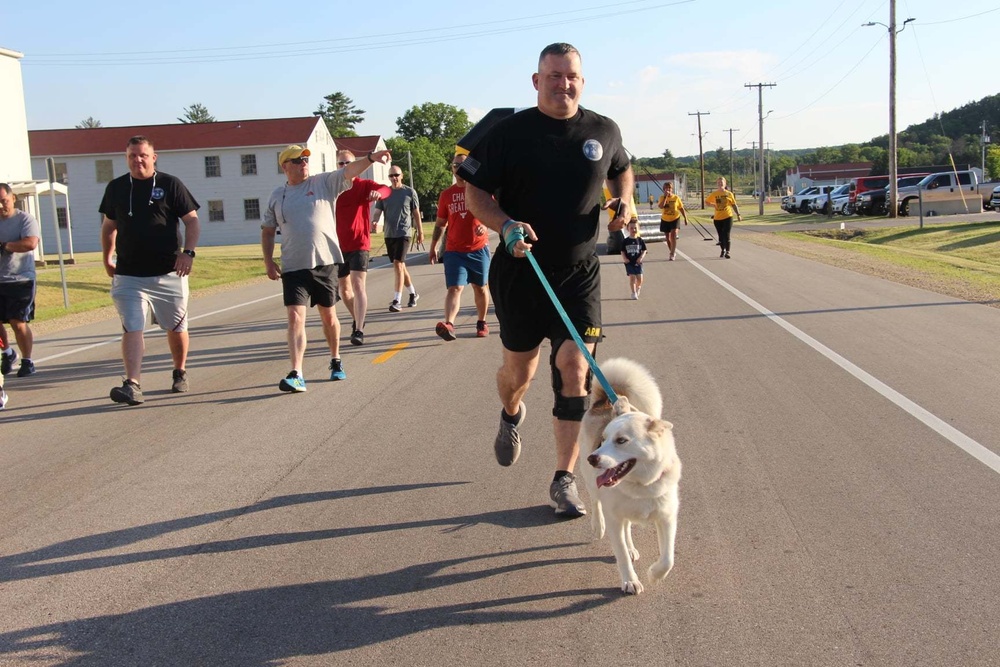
[745,82,775,215]
[723,128,740,193]
[865,6,914,218]
[690,111,710,208]
[982,120,990,179]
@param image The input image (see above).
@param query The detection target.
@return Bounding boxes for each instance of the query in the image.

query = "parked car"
[848,175,891,211]
[855,175,927,215]
[809,184,851,215]
[782,186,820,212]
[897,170,995,216]
[991,185,1000,211]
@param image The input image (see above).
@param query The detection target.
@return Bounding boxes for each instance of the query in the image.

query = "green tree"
[396,102,472,145]
[985,145,1000,181]
[316,92,365,137]
[178,103,216,124]
[384,136,454,220]
[75,116,102,129]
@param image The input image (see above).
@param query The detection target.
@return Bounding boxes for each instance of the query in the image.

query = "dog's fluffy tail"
[595,358,663,418]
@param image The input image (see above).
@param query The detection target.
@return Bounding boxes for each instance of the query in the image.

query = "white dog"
[578,358,681,595]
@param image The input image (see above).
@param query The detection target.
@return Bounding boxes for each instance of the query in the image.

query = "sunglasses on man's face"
[389,173,402,178]
[287,156,308,165]
[337,161,351,166]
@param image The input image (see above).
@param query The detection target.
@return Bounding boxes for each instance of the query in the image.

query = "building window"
[95,159,114,183]
[241,154,258,176]
[54,162,69,184]
[205,156,221,178]
[57,206,68,229]
[208,200,225,222]
[244,198,261,220]
[322,154,326,172]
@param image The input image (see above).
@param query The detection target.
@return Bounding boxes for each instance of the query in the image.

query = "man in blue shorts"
[429,154,491,340]
[462,43,634,517]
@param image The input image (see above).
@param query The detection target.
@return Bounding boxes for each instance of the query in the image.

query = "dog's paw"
[648,559,673,581]
[622,578,644,595]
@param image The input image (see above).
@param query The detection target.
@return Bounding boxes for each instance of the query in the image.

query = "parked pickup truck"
[808,184,851,215]
[897,170,997,216]
[782,186,820,212]
[786,185,836,213]
[991,186,1000,211]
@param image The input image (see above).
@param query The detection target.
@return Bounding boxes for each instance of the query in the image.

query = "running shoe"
[435,321,456,341]
[407,293,420,308]
[279,371,307,392]
[350,329,365,346]
[549,474,587,517]
[494,401,525,466]
[329,358,346,381]
[110,379,144,405]
[16,359,35,377]
[171,369,189,393]
[476,320,489,338]
[0,387,8,410]
[389,300,402,313]
[0,349,16,376]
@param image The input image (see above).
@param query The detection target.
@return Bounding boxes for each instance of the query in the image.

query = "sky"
[4,0,997,159]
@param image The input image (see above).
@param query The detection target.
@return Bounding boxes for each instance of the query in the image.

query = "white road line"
[35,294,281,364]
[680,251,1000,476]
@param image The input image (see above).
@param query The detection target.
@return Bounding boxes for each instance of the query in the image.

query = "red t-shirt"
[436,183,489,253]
[335,179,391,253]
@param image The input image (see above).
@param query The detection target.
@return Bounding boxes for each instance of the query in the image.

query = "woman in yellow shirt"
[704,177,742,258]
[657,181,688,261]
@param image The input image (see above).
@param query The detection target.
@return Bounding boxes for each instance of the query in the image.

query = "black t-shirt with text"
[459,107,629,268]
[99,171,200,277]
[623,236,647,264]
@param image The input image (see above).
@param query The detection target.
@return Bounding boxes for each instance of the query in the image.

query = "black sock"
[553,470,573,483]
[501,405,522,424]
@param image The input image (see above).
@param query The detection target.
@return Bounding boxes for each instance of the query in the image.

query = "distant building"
[28,119,389,252]
[785,162,873,191]
[634,171,687,205]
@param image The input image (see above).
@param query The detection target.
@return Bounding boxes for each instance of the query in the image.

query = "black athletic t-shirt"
[99,171,200,277]
[459,106,629,268]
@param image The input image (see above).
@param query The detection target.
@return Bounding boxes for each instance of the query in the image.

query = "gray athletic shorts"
[111,273,189,333]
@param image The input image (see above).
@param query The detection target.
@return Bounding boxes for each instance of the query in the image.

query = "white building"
[0,47,31,182]
[28,119,389,252]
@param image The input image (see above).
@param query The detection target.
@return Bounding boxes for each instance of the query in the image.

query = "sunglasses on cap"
[286,156,309,165]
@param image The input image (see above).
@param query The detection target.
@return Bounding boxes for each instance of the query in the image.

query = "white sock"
[1,348,12,357]
[407,285,416,295]
[393,292,401,302]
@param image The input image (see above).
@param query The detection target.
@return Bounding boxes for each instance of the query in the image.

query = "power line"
[24,0,697,66]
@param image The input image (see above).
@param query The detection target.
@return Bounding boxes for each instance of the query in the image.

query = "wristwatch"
[182,249,196,258]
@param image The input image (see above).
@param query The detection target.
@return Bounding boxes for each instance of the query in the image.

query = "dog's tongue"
[597,469,617,488]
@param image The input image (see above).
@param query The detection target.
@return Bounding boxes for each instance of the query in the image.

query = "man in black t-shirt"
[462,42,634,518]
[99,135,200,405]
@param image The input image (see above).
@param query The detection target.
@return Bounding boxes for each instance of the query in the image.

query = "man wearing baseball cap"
[262,144,391,392]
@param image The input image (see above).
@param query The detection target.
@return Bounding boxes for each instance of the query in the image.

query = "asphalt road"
[1,228,998,666]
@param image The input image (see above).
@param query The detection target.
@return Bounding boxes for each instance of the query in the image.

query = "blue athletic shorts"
[443,247,490,287]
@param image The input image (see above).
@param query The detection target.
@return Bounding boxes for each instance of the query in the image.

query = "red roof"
[333,136,383,154]
[28,117,322,157]
[635,172,676,182]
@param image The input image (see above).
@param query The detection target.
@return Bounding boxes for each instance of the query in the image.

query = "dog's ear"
[646,417,673,437]
[612,396,632,416]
